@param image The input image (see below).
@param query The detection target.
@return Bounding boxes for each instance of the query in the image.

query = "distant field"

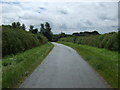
[58,41,118,88]
[2,42,54,88]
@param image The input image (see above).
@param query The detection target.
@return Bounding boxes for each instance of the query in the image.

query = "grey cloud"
[1,2,118,34]
[85,20,93,26]
[99,15,116,21]
[59,10,68,15]
[1,1,20,5]
[39,7,46,10]
[99,3,106,7]
[58,23,68,29]
[36,7,46,13]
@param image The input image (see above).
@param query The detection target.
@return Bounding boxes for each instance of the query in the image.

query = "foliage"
[40,22,53,41]
[58,41,118,88]
[51,32,67,42]
[29,25,38,34]
[12,22,17,28]
[72,32,79,36]
[59,32,118,51]
[2,25,47,57]
[12,22,22,29]
[36,33,48,44]
[72,31,99,36]
[32,28,38,34]
[16,22,21,28]
[21,24,26,30]
[59,32,66,38]
[29,25,34,32]
[2,42,54,88]
[40,24,45,34]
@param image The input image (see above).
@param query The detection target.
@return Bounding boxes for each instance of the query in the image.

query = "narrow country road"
[20,42,109,88]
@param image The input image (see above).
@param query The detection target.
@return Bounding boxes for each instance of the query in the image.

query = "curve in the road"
[20,42,109,88]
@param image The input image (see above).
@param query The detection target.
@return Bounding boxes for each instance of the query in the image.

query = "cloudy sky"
[0,0,118,34]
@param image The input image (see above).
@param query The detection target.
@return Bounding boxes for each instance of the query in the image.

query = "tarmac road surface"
[20,42,109,88]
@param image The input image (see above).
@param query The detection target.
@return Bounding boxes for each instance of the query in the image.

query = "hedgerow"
[59,32,118,51]
[2,26,47,57]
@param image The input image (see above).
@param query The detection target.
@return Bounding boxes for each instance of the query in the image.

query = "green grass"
[58,41,118,88]
[2,42,54,88]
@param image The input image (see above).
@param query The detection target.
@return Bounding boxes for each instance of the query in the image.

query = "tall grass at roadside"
[58,41,118,88]
[2,42,54,88]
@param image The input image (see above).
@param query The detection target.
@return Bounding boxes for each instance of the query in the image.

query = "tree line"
[2,22,53,41]
[2,22,102,42]
[72,31,99,36]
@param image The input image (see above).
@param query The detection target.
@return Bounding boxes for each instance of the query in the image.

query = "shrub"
[36,33,48,44]
[59,32,118,51]
[2,26,47,57]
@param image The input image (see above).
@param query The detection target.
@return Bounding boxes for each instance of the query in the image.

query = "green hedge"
[59,32,118,51]
[2,26,47,57]
[36,33,48,44]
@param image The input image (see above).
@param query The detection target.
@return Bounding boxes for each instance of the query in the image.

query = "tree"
[32,28,38,34]
[80,32,84,36]
[16,22,21,28]
[79,31,99,36]
[72,32,79,36]
[12,22,17,28]
[44,22,53,41]
[92,31,99,35]
[40,24,45,34]
[60,32,66,38]
[21,24,26,30]
[40,22,53,41]
[12,22,21,29]
[45,22,51,30]
[29,25,34,32]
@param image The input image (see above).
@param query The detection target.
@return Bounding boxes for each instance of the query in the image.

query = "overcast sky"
[0,0,118,34]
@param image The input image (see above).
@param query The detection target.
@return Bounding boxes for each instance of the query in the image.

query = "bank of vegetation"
[2,42,53,88]
[59,32,118,52]
[58,41,118,88]
[2,22,54,88]
[58,31,119,88]
[2,22,54,57]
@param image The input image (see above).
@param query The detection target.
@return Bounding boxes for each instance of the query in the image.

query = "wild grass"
[2,42,54,88]
[58,41,118,88]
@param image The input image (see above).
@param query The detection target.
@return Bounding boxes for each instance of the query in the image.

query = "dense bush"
[59,32,118,51]
[2,26,47,57]
[36,33,48,44]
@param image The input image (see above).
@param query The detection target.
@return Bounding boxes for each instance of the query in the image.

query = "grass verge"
[2,42,54,88]
[58,41,118,88]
